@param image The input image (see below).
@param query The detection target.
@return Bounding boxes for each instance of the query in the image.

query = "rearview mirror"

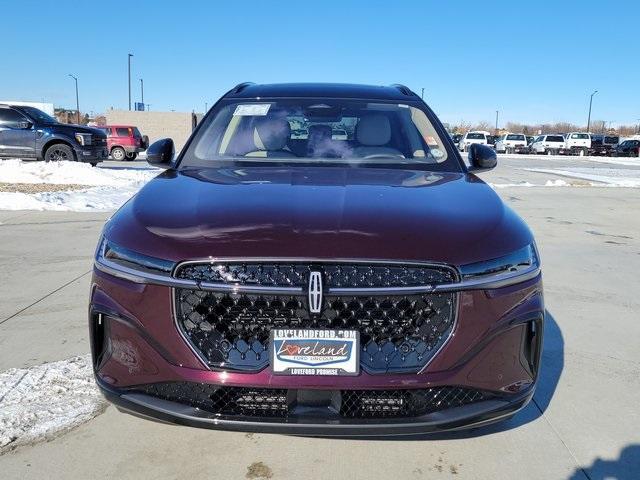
[147,138,174,167]
[468,143,497,171]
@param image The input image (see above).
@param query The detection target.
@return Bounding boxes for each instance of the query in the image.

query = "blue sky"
[3,0,639,127]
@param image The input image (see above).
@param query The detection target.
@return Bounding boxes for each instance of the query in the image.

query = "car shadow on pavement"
[567,444,640,480]
[345,309,564,441]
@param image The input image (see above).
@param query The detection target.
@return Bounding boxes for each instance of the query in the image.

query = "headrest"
[308,124,332,141]
[356,115,391,146]
[253,118,290,151]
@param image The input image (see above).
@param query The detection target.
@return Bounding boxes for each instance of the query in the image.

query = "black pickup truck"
[590,135,619,156]
[0,104,108,165]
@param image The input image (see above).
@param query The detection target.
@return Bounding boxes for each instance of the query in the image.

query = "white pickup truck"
[495,133,528,154]
[458,131,489,152]
[561,132,591,156]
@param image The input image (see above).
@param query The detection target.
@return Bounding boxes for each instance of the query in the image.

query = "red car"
[90,83,543,436]
[99,125,148,161]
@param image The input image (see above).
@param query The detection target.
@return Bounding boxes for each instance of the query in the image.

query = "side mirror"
[147,138,174,167]
[17,121,33,130]
[468,143,497,171]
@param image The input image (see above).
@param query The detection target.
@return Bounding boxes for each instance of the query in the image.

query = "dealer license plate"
[270,329,359,376]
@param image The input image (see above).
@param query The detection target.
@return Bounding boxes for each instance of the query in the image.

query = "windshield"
[19,106,57,124]
[181,99,459,171]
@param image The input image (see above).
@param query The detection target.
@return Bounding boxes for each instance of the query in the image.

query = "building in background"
[105,109,203,152]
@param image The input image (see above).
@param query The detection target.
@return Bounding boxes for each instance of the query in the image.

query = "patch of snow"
[526,167,640,187]
[581,157,640,167]
[0,159,160,211]
[489,182,536,188]
[0,355,105,452]
[544,179,571,187]
[0,159,158,186]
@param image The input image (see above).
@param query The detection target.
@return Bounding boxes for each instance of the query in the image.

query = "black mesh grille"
[175,262,456,288]
[340,387,486,418]
[139,383,289,417]
[174,290,455,372]
[134,383,488,419]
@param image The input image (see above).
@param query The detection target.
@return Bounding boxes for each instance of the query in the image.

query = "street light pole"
[140,78,144,109]
[587,90,598,133]
[421,88,424,100]
[128,53,134,110]
[68,74,79,124]
[495,110,499,133]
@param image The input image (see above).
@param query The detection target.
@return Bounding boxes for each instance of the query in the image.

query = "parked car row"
[451,130,640,157]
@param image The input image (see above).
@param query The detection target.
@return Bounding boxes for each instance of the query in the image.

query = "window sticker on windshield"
[233,104,271,116]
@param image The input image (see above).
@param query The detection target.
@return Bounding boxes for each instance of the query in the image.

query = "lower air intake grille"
[134,383,488,419]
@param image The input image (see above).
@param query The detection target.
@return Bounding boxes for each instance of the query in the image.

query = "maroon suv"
[90,83,543,435]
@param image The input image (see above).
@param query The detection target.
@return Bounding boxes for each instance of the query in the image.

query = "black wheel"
[125,152,138,161]
[111,147,126,161]
[506,147,513,154]
[90,162,98,167]
[44,143,75,162]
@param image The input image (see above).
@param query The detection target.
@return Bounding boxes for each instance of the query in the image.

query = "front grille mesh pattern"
[175,262,456,288]
[135,383,488,419]
[175,290,455,372]
[340,387,486,418]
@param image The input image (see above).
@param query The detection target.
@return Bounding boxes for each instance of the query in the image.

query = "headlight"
[95,237,175,278]
[75,133,92,146]
[458,244,540,288]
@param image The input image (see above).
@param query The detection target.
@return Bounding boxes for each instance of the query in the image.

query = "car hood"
[105,166,533,266]
[50,123,105,136]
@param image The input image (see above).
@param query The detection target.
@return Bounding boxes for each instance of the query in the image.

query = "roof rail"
[389,84,416,96]
[231,82,255,94]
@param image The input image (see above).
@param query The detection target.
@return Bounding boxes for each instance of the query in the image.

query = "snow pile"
[0,355,105,452]
[489,182,536,189]
[526,167,640,187]
[0,159,159,211]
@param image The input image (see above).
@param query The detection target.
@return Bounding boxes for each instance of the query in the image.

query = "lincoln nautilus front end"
[89,83,543,436]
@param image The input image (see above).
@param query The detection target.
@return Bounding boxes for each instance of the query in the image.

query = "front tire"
[125,152,138,161]
[44,143,75,162]
[111,147,126,161]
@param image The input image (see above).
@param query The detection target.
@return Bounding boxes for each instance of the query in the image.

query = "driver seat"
[244,118,296,158]
[352,114,403,158]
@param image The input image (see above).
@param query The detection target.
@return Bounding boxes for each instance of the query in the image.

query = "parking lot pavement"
[1,158,639,479]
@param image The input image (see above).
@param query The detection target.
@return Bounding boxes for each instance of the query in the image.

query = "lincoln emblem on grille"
[308,271,323,314]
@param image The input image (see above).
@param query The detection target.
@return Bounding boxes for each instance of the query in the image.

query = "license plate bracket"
[270,329,359,376]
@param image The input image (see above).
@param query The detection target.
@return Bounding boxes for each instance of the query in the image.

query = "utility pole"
[68,74,80,124]
[421,88,424,100]
[587,90,598,133]
[128,53,134,110]
[139,78,144,110]
[205,102,208,113]
[495,110,499,133]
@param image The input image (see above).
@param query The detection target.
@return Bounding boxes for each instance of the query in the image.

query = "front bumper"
[74,145,108,163]
[97,377,534,436]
